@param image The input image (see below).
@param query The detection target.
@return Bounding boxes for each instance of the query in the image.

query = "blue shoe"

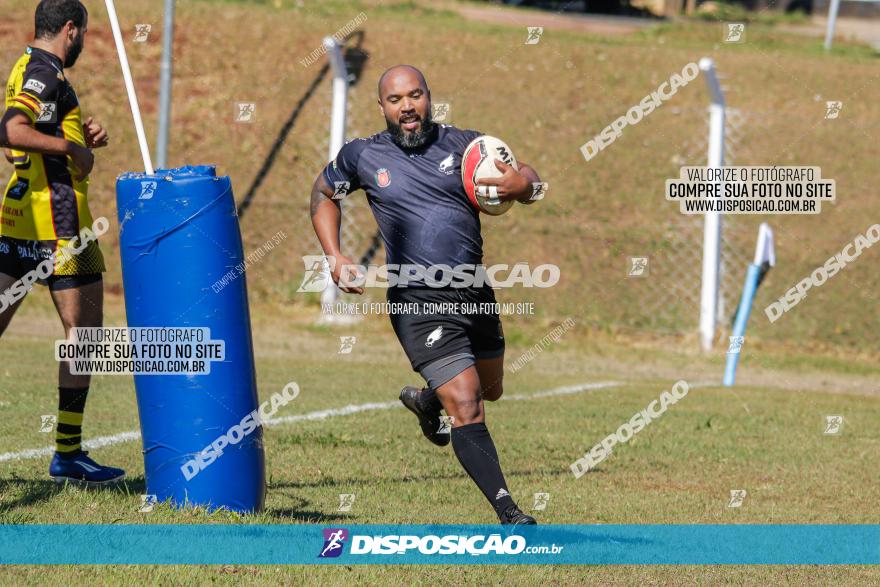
[49,451,125,486]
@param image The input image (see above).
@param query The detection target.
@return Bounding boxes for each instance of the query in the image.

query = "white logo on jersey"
[425,326,443,347]
[23,79,46,95]
[439,153,455,175]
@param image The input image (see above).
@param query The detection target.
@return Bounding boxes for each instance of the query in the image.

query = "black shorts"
[388,285,505,390]
[0,236,103,291]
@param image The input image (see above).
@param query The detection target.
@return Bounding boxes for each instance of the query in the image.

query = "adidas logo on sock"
[495,488,510,500]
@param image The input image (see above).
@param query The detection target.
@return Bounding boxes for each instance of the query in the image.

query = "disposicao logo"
[319,528,349,558]
[316,530,563,558]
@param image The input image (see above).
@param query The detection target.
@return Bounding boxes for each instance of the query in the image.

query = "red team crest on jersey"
[376,168,391,188]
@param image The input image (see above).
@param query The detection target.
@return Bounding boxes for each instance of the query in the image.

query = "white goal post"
[698,57,725,352]
[319,37,349,320]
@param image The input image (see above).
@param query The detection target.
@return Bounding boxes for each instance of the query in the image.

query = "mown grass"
[1,0,878,582]
[1,295,878,582]
[2,0,876,353]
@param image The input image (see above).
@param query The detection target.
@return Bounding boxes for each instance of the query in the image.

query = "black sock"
[420,386,442,412]
[56,386,89,458]
[451,422,516,516]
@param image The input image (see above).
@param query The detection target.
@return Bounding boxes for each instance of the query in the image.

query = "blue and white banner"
[1,525,878,565]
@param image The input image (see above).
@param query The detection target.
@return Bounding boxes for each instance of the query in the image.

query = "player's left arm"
[476,159,544,205]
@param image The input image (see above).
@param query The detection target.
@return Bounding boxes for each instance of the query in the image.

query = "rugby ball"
[461,135,518,216]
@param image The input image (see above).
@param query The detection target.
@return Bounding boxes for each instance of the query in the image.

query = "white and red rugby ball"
[461,135,518,216]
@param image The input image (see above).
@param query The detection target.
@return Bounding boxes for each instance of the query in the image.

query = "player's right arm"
[0,69,94,180]
[310,142,366,294]
[310,175,364,295]
[0,110,93,180]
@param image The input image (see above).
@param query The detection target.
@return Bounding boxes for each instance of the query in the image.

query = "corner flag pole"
[105,0,154,174]
[723,223,775,386]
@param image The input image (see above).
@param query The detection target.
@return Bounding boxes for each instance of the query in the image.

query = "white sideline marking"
[0,431,141,463]
[505,381,620,401]
[263,401,402,427]
[0,381,622,463]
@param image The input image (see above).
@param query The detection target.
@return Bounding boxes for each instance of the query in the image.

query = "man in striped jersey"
[0,0,123,485]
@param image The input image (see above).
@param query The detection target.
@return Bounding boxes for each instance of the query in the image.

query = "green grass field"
[1,295,878,583]
[2,0,878,348]
[1,0,879,583]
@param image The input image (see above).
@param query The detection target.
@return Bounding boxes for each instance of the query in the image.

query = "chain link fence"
[630,106,756,340]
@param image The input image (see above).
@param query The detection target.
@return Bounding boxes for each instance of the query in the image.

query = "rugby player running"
[0,0,124,485]
[310,65,543,524]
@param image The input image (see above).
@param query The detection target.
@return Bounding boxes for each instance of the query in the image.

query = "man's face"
[64,18,87,68]
[379,69,433,149]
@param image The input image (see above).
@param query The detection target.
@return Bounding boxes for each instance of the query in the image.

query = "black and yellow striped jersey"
[3,46,94,240]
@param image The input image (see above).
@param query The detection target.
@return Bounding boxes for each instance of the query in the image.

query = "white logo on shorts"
[425,326,443,347]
